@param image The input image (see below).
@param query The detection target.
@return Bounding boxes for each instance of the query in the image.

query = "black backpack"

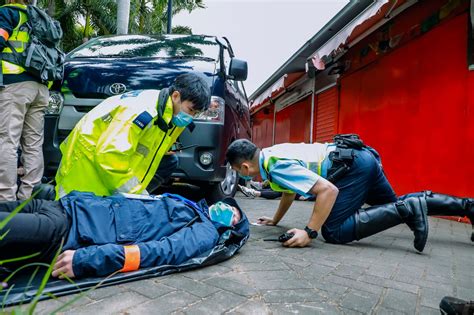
[0,5,65,84]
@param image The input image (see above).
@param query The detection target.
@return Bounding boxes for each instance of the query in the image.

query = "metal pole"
[117,0,130,35]
[272,101,276,145]
[167,0,172,34]
[309,77,315,143]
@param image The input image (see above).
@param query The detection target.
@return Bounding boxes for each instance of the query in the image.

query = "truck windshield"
[69,35,220,60]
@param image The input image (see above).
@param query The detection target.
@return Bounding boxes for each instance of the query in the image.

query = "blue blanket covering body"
[0,192,250,307]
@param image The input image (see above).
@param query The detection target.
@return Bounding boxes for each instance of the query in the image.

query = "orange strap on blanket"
[0,29,9,41]
[121,245,140,272]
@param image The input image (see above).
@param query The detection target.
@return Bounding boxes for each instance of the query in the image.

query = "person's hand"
[52,250,76,279]
[283,228,311,248]
[257,216,277,226]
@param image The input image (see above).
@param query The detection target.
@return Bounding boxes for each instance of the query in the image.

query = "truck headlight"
[194,96,225,124]
[46,91,64,115]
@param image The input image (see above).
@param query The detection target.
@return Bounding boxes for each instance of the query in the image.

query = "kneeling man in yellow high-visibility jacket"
[55,73,210,199]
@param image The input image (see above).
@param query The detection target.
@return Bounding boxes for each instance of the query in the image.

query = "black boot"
[439,296,474,315]
[355,199,429,252]
[400,191,474,242]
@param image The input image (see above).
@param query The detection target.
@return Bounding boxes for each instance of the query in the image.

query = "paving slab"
[5,194,473,314]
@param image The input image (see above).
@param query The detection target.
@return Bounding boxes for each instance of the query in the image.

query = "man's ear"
[170,91,181,114]
[171,90,181,103]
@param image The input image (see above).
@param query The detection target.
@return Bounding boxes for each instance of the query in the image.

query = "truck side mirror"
[229,58,248,81]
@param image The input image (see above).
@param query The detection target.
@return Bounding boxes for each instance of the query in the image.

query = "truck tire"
[204,162,238,204]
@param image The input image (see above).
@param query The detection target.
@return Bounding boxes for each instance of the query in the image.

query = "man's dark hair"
[226,139,258,166]
[170,73,210,111]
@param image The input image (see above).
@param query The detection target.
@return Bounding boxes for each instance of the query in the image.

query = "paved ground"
[9,193,474,314]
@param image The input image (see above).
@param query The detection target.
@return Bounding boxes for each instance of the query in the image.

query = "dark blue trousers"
[321,149,397,244]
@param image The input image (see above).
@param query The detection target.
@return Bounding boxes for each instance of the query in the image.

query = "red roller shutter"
[314,87,339,143]
[251,105,274,148]
[274,96,312,144]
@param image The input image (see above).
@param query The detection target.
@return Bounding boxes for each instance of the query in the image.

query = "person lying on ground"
[226,138,473,250]
[0,191,249,279]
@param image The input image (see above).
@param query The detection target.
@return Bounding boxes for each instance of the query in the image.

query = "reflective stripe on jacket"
[1,4,28,75]
[55,90,184,198]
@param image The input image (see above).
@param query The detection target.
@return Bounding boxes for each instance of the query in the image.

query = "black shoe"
[440,296,474,315]
[400,196,429,252]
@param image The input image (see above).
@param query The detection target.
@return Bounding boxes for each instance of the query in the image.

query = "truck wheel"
[205,162,238,204]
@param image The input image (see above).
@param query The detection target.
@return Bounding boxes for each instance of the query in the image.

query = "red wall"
[274,96,312,144]
[339,14,474,196]
[313,87,339,143]
[251,104,274,148]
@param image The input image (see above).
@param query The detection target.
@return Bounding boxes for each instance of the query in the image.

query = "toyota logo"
[109,83,127,95]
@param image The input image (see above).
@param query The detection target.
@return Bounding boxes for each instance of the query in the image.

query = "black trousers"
[259,189,316,201]
[259,189,282,200]
[0,199,69,266]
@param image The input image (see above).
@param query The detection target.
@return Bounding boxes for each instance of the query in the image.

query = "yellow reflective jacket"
[55,90,184,199]
[1,4,28,74]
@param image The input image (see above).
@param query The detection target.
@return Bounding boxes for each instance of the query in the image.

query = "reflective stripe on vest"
[262,156,294,194]
[261,143,330,193]
[1,4,29,74]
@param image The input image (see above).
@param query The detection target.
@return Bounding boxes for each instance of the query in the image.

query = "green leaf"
[0,252,41,266]
[20,267,40,307]
[0,229,10,241]
[27,239,64,314]
[0,263,51,291]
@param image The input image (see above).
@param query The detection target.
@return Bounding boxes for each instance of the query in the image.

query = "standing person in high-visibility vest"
[226,138,474,251]
[0,0,50,201]
[55,73,210,198]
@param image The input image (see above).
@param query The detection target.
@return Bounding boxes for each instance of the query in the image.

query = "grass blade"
[27,239,64,315]
[0,252,41,266]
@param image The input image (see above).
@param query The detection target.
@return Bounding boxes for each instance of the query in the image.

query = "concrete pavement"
[13,194,474,314]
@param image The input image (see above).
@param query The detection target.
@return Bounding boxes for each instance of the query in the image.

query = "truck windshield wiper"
[163,56,215,62]
[69,55,216,61]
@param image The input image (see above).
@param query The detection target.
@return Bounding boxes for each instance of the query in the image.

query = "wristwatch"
[304,226,319,239]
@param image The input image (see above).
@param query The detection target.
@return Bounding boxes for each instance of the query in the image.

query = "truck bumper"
[42,116,227,183]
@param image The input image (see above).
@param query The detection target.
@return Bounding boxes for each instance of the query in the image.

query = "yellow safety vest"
[1,4,28,75]
[261,143,331,193]
[55,90,184,199]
